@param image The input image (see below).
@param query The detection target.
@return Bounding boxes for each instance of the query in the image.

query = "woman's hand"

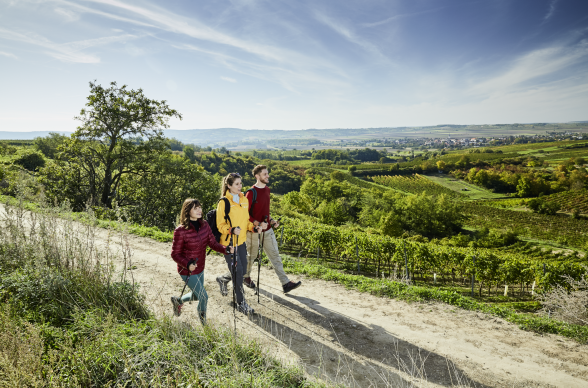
[255,225,262,234]
[228,246,235,254]
[260,222,268,230]
[188,263,196,272]
[233,226,241,236]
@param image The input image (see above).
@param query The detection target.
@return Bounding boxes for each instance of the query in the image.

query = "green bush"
[12,149,46,171]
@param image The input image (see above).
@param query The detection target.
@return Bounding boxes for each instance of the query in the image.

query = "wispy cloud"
[0,51,18,59]
[313,11,384,58]
[0,28,136,63]
[174,43,350,93]
[361,7,445,28]
[220,76,237,83]
[54,7,80,22]
[544,0,558,21]
[469,39,588,98]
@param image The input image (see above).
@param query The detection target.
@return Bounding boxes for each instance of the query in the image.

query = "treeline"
[311,148,388,162]
[455,156,587,196]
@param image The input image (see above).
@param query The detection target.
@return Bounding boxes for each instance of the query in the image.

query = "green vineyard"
[279,217,585,296]
[371,174,465,198]
[461,203,588,248]
[541,189,588,214]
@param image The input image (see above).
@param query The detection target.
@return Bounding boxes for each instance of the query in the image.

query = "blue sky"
[1,0,587,132]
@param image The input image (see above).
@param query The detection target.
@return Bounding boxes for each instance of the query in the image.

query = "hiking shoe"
[244,277,256,289]
[216,276,228,297]
[171,296,183,317]
[238,300,255,315]
[283,281,302,293]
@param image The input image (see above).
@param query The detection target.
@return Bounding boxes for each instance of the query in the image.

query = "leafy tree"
[119,154,218,230]
[39,81,181,209]
[527,198,561,215]
[33,132,68,159]
[316,199,350,226]
[167,138,185,151]
[183,145,196,163]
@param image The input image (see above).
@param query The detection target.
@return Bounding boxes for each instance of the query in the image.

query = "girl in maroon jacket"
[171,198,233,323]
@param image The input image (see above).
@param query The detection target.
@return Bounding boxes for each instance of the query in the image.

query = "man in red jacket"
[243,165,302,293]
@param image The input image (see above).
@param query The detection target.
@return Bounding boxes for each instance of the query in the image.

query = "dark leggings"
[221,243,248,304]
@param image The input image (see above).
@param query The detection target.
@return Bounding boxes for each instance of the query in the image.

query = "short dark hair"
[252,164,267,177]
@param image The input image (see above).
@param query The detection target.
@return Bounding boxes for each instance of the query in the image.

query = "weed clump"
[539,266,588,326]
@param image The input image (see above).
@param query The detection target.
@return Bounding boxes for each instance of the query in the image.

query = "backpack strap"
[246,187,257,216]
[220,197,232,227]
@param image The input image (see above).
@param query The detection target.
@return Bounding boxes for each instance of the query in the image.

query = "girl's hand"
[233,226,241,236]
[229,246,235,253]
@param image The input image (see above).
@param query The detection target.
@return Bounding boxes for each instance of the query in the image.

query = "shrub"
[12,149,46,171]
[539,266,588,326]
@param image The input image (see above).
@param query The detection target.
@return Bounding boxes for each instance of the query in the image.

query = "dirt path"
[4,205,588,387]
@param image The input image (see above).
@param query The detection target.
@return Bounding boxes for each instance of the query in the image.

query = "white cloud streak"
[54,6,80,21]
[361,7,445,28]
[0,28,136,63]
[32,0,350,91]
[313,11,384,58]
[469,39,588,98]
[544,0,558,21]
[220,76,237,83]
[0,51,18,59]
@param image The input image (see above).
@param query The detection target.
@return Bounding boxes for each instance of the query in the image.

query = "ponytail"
[220,172,241,198]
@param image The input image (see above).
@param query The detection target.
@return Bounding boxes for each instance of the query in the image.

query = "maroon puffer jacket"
[171,221,226,276]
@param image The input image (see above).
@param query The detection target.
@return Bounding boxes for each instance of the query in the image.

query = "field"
[425,174,509,200]
[371,174,466,198]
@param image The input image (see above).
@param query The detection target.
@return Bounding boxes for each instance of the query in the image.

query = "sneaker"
[244,277,256,289]
[283,281,302,294]
[238,300,255,315]
[171,296,183,317]
[216,276,228,297]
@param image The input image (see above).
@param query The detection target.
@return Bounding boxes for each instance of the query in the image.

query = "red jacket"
[171,221,226,276]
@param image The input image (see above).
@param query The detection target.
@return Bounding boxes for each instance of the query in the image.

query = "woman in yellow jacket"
[215,172,260,314]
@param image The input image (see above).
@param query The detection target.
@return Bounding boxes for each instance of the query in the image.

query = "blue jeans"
[180,271,208,317]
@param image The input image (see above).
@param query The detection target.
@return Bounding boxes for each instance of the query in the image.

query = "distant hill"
[0,131,73,140]
[1,121,587,147]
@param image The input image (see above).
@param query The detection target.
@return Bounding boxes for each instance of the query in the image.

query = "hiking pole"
[232,234,238,333]
[179,271,192,301]
[257,215,268,303]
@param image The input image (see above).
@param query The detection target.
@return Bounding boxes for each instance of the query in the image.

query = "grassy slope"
[0,199,320,388]
[425,175,508,200]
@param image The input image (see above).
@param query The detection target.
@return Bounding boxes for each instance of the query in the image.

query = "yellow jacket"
[217,191,255,245]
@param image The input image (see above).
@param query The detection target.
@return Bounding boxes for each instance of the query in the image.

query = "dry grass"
[539,266,588,326]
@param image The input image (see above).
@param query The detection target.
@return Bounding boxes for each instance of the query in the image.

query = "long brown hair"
[220,172,241,198]
[179,198,202,229]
